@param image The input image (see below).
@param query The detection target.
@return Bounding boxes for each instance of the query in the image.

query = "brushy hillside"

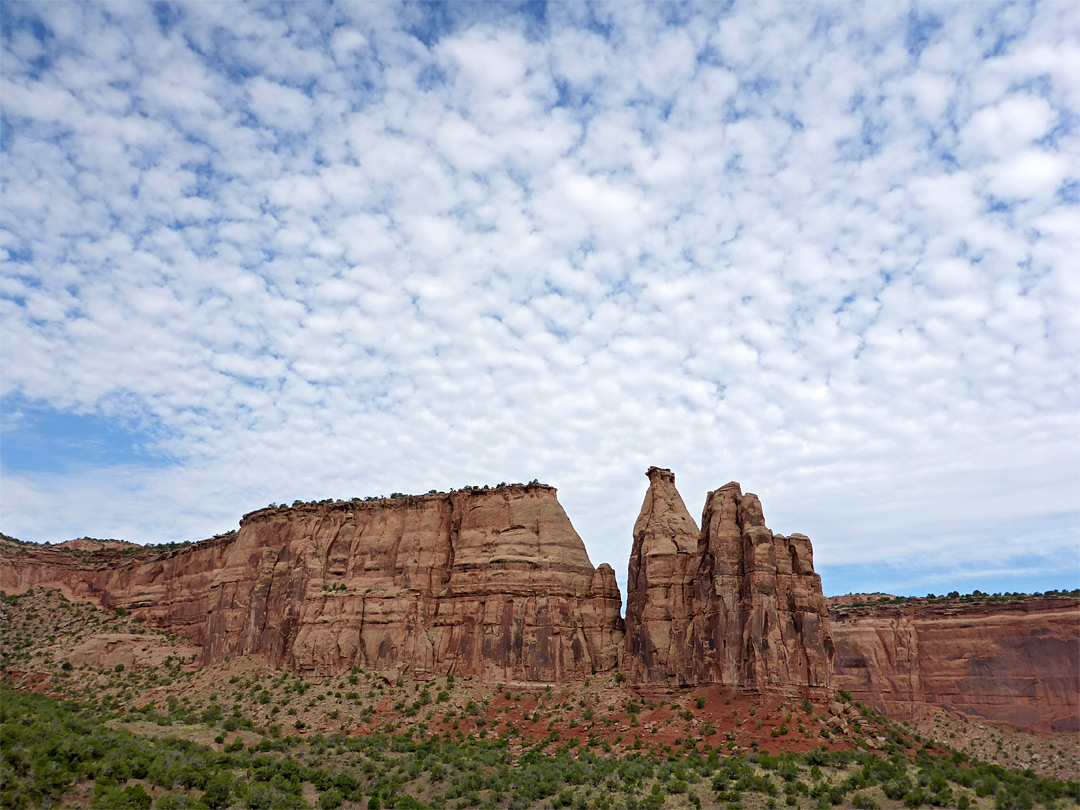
[2,587,1078,810]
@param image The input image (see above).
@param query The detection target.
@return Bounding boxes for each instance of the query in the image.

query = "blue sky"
[2,1,1078,599]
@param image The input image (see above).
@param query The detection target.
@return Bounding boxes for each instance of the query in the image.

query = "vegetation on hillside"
[4,682,1077,810]
[268,481,547,510]
[2,588,1078,809]
[834,590,1080,610]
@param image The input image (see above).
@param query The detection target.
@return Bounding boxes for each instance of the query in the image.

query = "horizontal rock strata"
[0,485,624,682]
[5,471,1077,739]
[830,597,1080,733]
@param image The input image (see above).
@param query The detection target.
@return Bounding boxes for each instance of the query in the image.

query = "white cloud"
[960,94,1057,159]
[330,27,369,65]
[1,1,1077,598]
[248,76,315,131]
[438,28,533,94]
[985,148,1071,202]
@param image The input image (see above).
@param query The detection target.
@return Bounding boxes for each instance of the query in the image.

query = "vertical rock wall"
[0,485,625,683]
[831,598,1080,733]
[625,468,833,696]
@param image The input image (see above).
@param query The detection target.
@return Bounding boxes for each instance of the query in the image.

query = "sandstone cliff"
[7,473,1075,739]
[0,485,624,683]
[693,481,833,694]
[624,468,833,696]
[831,597,1080,734]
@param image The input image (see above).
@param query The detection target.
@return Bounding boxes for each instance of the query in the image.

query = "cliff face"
[624,468,833,696]
[831,598,1080,734]
[0,485,624,682]
[6,472,1076,738]
[693,482,833,694]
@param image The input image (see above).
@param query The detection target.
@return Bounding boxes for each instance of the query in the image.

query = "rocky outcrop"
[692,482,834,694]
[67,633,202,672]
[6,471,1076,738]
[831,597,1080,734]
[624,467,699,683]
[624,469,833,696]
[0,485,624,683]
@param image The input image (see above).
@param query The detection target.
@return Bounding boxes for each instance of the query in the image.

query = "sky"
[1,1,1078,600]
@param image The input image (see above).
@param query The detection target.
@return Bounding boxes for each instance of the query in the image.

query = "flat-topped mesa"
[626,469,833,696]
[0,485,624,683]
[831,596,1080,733]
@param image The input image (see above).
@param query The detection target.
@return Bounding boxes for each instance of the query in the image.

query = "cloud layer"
[2,1,1078,596]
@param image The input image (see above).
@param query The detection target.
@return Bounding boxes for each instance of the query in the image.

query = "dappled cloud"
[1,1,1077,596]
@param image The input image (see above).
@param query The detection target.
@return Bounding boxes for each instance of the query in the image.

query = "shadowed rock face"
[830,598,1080,734]
[0,485,624,683]
[625,468,833,696]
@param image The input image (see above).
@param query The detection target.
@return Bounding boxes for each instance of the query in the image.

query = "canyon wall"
[6,471,1074,737]
[830,597,1080,734]
[2,470,834,696]
[625,468,834,697]
[0,485,624,683]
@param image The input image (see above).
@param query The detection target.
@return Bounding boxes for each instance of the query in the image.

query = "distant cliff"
[830,596,1080,733]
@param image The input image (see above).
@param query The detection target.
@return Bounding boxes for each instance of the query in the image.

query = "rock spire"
[624,468,833,696]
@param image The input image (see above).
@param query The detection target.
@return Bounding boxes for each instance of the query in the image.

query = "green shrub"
[91,783,152,809]
[202,772,232,809]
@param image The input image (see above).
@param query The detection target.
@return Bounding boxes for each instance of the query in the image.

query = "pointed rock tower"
[625,468,833,696]
[624,466,700,683]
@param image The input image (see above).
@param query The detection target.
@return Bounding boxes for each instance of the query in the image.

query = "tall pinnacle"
[625,468,833,695]
[624,467,699,684]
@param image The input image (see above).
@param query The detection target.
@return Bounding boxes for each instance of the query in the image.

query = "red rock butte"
[2,468,1077,735]
[2,484,623,684]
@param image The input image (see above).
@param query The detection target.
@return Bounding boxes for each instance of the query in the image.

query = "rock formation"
[697,482,834,694]
[3,472,832,693]
[624,467,699,683]
[5,470,1076,739]
[625,468,833,697]
[831,597,1080,734]
[0,485,624,683]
